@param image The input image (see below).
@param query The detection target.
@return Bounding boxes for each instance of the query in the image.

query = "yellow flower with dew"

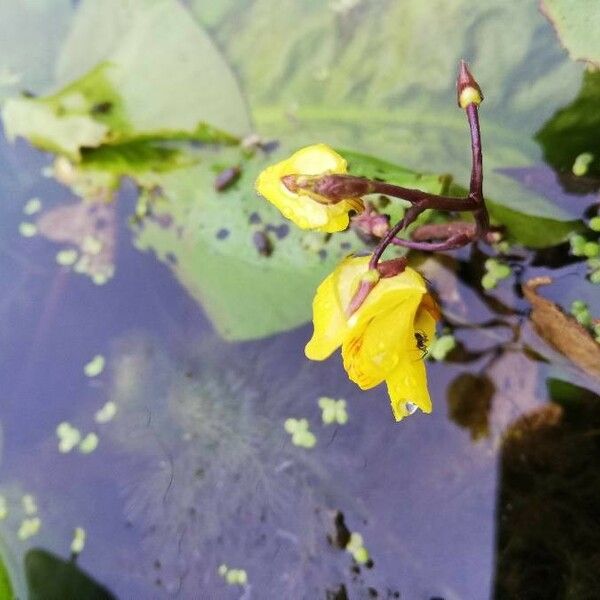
[255,144,364,232]
[305,256,439,421]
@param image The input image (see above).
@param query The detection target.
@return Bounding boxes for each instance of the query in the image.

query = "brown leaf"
[522,276,600,379]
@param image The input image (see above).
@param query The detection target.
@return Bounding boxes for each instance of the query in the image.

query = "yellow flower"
[305,256,439,421]
[255,144,363,232]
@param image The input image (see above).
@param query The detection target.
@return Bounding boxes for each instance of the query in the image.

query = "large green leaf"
[541,0,600,65]
[132,146,458,340]
[0,1,73,104]
[196,0,584,228]
[2,0,250,163]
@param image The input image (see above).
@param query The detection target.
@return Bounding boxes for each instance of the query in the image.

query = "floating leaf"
[0,1,73,103]
[536,70,600,190]
[541,0,600,65]
[2,0,250,176]
[78,433,99,454]
[25,549,116,600]
[83,355,105,378]
[207,0,584,244]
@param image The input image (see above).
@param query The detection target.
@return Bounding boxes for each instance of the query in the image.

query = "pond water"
[0,1,599,599]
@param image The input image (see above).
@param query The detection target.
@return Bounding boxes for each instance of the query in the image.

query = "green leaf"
[206,0,585,241]
[0,1,73,104]
[541,0,600,65]
[0,553,13,600]
[25,549,115,600]
[2,0,250,168]
[536,70,600,186]
[55,0,251,139]
[132,144,462,341]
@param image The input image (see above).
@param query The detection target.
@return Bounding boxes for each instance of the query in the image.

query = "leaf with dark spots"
[447,373,494,440]
[522,276,600,379]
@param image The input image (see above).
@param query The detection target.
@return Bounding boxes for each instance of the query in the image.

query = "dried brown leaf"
[522,276,600,379]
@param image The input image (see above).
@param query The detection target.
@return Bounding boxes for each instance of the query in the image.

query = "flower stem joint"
[254,61,489,422]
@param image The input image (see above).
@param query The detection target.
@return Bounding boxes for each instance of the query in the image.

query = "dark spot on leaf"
[150,213,173,229]
[318,249,327,260]
[260,139,280,153]
[266,223,289,239]
[214,165,241,191]
[91,101,113,115]
[248,212,262,225]
[340,242,352,250]
[216,228,229,240]
[165,252,177,266]
[252,230,273,256]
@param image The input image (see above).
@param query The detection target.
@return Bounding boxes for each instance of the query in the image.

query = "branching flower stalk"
[338,61,489,314]
[255,60,491,421]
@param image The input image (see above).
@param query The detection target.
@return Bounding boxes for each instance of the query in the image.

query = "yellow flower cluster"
[255,145,439,421]
[305,256,438,421]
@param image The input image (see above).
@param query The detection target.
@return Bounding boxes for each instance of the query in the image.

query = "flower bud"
[457,60,483,108]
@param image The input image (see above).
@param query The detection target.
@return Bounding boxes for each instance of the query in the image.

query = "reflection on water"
[0,1,599,599]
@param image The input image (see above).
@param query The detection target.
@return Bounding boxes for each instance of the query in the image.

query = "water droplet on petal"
[404,402,418,415]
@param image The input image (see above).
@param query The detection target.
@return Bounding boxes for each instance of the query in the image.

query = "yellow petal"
[342,293,422,389]
[255,144,362,232]
[305,255,370,359]
[305,269,347,360]
[385,357,432,421]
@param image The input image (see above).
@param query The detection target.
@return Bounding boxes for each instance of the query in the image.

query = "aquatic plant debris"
[318,397,348,425]
[217,564,248,586]
[523,277,600,379]
[572,152,594,176]
[55,248,79,266]
[56,422,82,453]
[70,527,86,554]
[18,517,41,540]
[429,333,457,361]
[283,418,316,448]
[21,494,37,516]
[94,401,117,424]
[23,198,42,215]
[78,433,99,454]
[482,258,512,290]
[84,354,105,377]
[36,200,117,285]
[345,532,370,564]
[18,222,37,238]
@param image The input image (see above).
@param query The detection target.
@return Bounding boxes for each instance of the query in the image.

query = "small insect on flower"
[414,330,429,359]
[305,256,440,421]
